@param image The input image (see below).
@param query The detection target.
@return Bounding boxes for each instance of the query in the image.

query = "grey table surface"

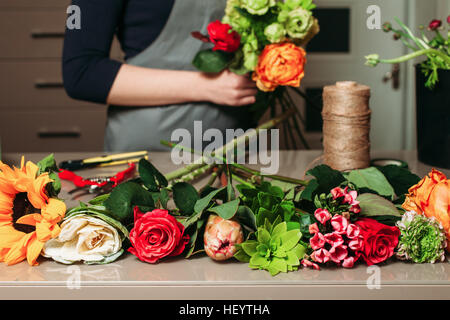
[1,150,449,300]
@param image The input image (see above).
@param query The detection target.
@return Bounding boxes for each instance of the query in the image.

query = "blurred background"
[0,0,448,153]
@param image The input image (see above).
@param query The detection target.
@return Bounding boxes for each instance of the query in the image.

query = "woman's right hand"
[201,70,258,107]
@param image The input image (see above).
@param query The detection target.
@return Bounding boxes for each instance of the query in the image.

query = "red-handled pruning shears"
[59,163,136,199]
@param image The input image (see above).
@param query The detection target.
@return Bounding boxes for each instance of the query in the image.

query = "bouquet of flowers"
[191,0,320,148]
[366,16,450,89]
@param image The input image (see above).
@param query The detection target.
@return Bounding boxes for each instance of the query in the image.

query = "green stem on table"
[162,139,309,187]
[172,164,214,185]
[162,108,297,180]
[230,173,253,188]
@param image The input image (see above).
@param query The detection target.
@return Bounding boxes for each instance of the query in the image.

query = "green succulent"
[396,211,447,263]
[241,0,277,16]
[264,22,286,43]
[234,219,306,276]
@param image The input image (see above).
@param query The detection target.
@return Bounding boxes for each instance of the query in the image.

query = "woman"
[63,0,257,152]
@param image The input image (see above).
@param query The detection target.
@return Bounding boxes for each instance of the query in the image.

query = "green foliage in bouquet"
[234,219,306,276]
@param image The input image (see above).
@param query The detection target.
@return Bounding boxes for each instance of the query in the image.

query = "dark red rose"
[128,207,189,263]
[428,19,442,30]
[355,218,400,266]
[207,20,240,52]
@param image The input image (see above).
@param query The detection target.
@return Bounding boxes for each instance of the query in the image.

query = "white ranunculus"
[42,214,122,264]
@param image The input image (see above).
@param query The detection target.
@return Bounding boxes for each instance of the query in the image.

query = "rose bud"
[310,232,326,250]
[428,19,442,30]
[331,215,349,234]
[342,256,357,268]
[329,244,348,263]
[204,214,243,261]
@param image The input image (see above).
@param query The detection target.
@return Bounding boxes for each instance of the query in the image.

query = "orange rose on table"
[252,42,306,92]
[402,169,450,251]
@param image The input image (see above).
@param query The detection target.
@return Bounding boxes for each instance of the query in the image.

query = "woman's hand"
[201,70,258,107]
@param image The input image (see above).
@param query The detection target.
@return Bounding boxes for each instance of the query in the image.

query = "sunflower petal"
[26,238,44,266]
[25,161,39,180]
[4,233,33,266]
[42,198,66,223]
[0,225,25,247]
[15,213,42,226]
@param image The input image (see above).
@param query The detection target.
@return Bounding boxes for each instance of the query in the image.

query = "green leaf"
[347,167,395,199]
[88,194,110,206]
[286,250,300,266]
[258,192,278,210]
[376,165,420,197]
[300,179,319,201]
[104,181,155,225]
[357,193,402,217]
[138,158,168,191]
[286,221,301,231]
[257,228,271,245]
[192,49,231,73]
[249,254,269,267]
[268,258,287,276]
[208,199,240,220]
[235,206,257,231]
[241,240,258,256]
[194,186,226,214]
[234,249,251,262]
[271,222,287,239]
[280,229,301,251]
[37,153,58,174]
[302,165,346,200]
[37,154,61,196]
[159,188,170,209]
[173,182,199,215]
[291,243,307,259]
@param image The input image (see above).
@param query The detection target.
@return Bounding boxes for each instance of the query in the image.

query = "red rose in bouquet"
[355,218,400,266]
[207,20,240,53]
[128,207,189,263]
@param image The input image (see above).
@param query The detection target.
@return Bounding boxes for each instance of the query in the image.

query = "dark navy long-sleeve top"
[62,0,175,104]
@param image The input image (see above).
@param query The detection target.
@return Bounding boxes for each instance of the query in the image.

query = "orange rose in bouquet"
[402,169,450,251]
[252,42,306,92]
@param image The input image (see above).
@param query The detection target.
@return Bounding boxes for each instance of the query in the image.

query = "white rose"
[42,214,123,264]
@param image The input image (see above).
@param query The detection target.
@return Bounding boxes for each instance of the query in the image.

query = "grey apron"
[104,0,252,152]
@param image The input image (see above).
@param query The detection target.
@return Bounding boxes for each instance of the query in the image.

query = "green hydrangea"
[223,0,252,34]
[234,219,306,276]
[241,0,277,16]
[280,7,314,40]
[264,22,286,43]
[242,31,260,71]
[396,211,447,263]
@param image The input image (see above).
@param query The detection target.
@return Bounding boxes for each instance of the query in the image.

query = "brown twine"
[321,81,371,171]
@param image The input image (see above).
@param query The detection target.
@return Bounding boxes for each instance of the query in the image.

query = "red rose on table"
[128,207,189,263]
[207,20,240,52]
[355,218,400,266]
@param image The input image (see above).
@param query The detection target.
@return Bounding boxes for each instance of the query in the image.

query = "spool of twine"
[322,81,371,171]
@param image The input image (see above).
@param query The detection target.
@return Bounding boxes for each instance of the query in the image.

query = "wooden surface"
[0,150,449,300]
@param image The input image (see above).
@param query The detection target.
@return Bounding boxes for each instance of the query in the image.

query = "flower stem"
[378,48,450,65]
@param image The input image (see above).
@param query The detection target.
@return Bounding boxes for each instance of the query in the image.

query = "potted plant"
[365,16,450,169]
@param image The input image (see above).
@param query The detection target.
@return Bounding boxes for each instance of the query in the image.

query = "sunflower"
[0,157,66,266]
